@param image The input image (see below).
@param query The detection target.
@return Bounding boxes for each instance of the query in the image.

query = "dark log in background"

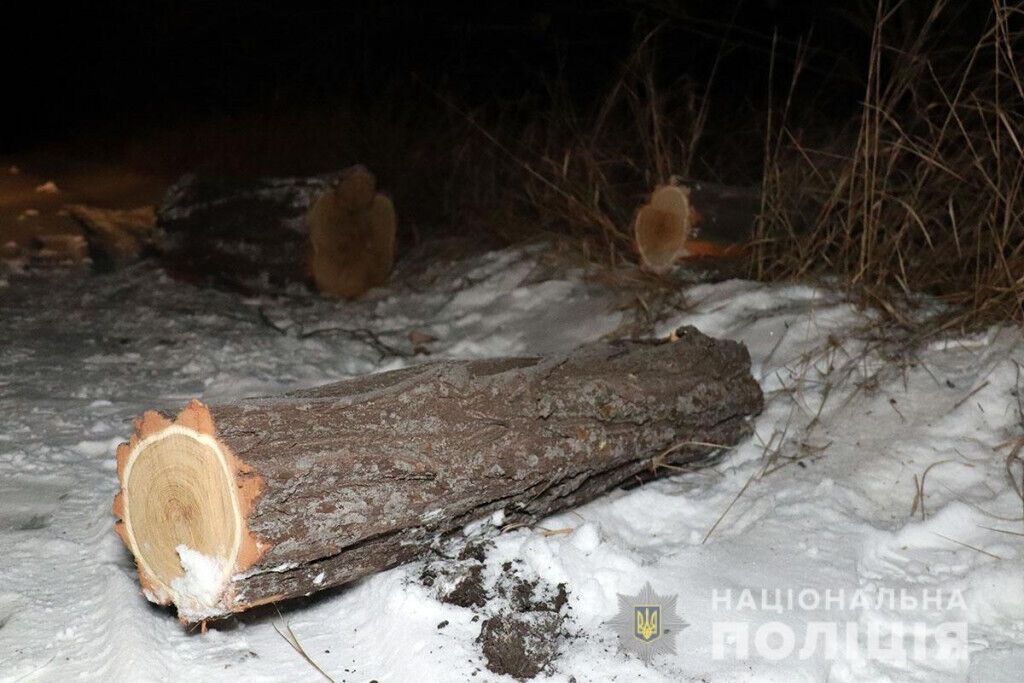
[686,181,759,246]
[156,173,338,292]
[115,326,763,622]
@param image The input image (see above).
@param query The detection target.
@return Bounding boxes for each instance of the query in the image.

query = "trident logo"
[635,605,661,642]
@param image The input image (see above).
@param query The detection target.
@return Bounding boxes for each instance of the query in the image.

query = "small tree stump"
[113,327,762,622]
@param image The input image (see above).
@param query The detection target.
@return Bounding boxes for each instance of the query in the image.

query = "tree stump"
[113,327,762,623]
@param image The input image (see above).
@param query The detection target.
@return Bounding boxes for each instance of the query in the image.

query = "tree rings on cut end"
[634,185,694,273]
[112,400,264,621]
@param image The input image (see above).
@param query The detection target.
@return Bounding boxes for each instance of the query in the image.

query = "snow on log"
[112,327,762,623]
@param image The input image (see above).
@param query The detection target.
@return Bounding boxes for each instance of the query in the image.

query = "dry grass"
[447,28,720,269]
[468,2,1023,333]
[752,0,1024,331]
[273,617,335,682]
[24,2,1020,333]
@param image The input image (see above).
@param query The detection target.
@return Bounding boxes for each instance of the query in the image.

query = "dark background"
[3,0,893,154]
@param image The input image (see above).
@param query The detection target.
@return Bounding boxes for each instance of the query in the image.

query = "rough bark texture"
[156,173,338,292]
[116,327,762,621]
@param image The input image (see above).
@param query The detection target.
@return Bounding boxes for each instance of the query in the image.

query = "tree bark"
[156,173,337,292]
[686,181,759,247]
[113,327,762,623]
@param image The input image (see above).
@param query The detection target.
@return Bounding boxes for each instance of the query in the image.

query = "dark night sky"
[4,1,988,154]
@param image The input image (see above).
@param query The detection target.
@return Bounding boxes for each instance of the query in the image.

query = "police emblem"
[607,582,687,665]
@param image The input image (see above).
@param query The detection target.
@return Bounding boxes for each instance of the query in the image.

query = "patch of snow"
[169,545,226,622]
[72,437,121,458]
[462,508,508,537]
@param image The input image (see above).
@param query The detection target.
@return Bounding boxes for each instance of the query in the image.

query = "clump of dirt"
[495,560,568,614]
[418,538,573,680]
[457,539,489,563]
[418,539,493,608]
[478,558,571,679]
[443,563,487,608]
[477,611,564,680]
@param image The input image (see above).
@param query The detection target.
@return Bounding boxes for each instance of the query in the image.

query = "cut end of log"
[66,204,157,264]
[634,185,694,274]
[113,400,264,622]
[306,165,397,299]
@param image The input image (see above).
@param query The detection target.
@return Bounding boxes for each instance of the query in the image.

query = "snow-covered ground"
[1,245,1022,682]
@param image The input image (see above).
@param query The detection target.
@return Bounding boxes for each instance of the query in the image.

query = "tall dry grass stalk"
[753,1,1024,331]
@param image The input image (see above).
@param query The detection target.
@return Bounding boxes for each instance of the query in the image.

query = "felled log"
[156,172,333,292]
[113,327,762,623]
[66,204,158,267]
[156,166,396,298]
[688,181,761,245]
[634,181,759,270]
